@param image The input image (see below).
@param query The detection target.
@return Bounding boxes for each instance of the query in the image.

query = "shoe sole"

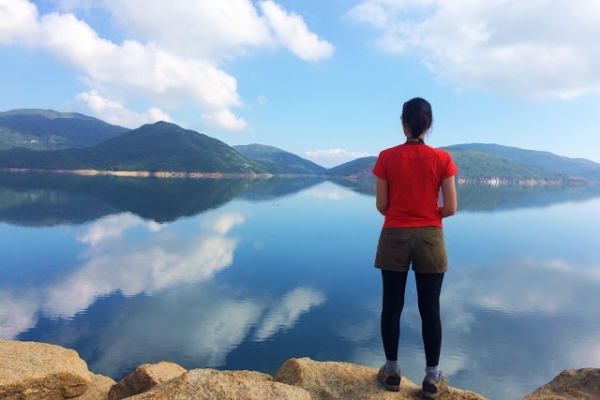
[378,376,400,392]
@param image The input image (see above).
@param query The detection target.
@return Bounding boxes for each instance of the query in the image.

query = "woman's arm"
[376,177,388,216]
[439,175,457,218]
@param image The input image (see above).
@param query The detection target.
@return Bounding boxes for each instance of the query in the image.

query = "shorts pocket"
[375,233,410,271]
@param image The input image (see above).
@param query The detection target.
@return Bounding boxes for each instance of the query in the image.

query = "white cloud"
[259,0,335,61]
[77,90,172,128]
[305,148,371,168]
[1,0,333,129]
[0,0,39,44]
[347,0,600,99]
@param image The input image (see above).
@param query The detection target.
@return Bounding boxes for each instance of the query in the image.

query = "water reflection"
[0,173,324,225]
[1,175,600,400]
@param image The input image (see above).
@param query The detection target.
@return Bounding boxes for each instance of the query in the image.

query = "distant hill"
[233,144,327,174]
[0,121,271,173]
[0,109,129,150]
[324,149,577,183]
[445,148,569,182]
[327,156,377,178]
[444,143,600,181]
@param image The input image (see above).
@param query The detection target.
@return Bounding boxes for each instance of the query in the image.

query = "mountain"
[444,143,600,181]
[324,150,578,183]
[233,144,327,174]
[445,148,569,182]
[0,109,129,150]
[327,156,377,178]
[0,121,271,173]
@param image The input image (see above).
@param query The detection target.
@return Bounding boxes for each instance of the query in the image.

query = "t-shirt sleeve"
[372,152,387,180]
[441,152,459,179]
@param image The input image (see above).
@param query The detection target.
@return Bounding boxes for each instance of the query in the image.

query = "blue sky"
[1,0,599,167]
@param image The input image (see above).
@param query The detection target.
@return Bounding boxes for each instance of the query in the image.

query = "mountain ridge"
[1,109,598,182]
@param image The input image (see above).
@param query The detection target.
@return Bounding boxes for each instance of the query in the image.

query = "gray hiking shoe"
[377,366,401,391]
[422,372,448,398]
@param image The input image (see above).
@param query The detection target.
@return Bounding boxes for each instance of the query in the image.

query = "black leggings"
[380,270,444,367]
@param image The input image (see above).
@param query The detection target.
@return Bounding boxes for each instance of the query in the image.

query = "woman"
[373,97,458,398]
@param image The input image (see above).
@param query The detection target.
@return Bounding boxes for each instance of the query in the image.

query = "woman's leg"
[380,269,409,362]
[415,272,444,367]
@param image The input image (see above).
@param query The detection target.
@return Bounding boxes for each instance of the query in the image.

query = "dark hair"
[401,97,433,138]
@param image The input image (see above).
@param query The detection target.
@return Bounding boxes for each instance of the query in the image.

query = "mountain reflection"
[328,178,600,212]
[0,173,324,226]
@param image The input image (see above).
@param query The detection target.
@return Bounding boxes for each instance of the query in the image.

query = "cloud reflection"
[0,212,245,336]
[301,183,360,201]
[76,213,164,246]
[337,257,600,399]
[1,209,327,381]
[254,287,326,342]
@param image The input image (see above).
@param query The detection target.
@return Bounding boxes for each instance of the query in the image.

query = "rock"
[127,369,311,400]
[275,357,487,400]
[108,361,187,400]
[521,368,600,400]
[0,339,92,400]
[75,374,116,400]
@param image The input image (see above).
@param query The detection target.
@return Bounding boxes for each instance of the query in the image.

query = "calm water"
[1,173,600,400]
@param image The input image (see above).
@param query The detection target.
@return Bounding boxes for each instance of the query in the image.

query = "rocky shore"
[1,339,598,400]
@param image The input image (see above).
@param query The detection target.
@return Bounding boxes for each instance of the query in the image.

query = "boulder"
[127,369,311,400]
[76,374,116,400]
[521,368,600,400]
[0,339,91,400]
[108,361,187,400]
[275,357,487,400]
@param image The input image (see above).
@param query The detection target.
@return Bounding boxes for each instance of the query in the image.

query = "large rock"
[521,368,600,400]
[275,357,487,400]
[127,369,311,400]
[108,361,187,400]
[76,374,116,400]
[0,339,91,400]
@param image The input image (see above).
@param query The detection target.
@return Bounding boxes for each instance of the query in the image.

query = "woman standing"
[373,97,458,398]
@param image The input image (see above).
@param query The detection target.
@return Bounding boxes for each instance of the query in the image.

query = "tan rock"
[128,368,311,400]
[521,368,600,400]
[108,361,187,400]
[275,357,487,400]
[75,374,116,400]
[0,339,91,400]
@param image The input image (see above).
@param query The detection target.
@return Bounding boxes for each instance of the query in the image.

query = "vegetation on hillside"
[0,122,271,174]
[0,109,128,150]
[233,144,327,174]
[444,143,600,181]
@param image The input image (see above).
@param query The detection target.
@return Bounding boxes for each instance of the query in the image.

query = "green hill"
[233,144,327,174]
[445,148,569,181]
[0,109,129,150]
[0,121,270,173]
[325,150,576,183]
[444,143,600,181]
[327,156,377,178]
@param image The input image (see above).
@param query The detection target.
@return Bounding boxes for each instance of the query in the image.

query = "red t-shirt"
[372,142,458,228]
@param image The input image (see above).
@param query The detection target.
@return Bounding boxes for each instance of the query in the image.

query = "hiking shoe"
[422,372,448,398]
[377,366,400,391]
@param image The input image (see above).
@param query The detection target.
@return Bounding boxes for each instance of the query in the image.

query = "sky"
[1,0,599,168]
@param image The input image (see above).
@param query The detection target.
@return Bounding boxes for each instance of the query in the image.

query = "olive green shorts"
[374,227,448,274]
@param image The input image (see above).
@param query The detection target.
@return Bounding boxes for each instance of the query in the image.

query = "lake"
[1,173,599,400]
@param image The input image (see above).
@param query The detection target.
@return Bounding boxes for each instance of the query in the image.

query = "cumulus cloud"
[347,0,600,99]
[260,1,335,61]
[77,90,173,128]
[0,0,333,128]
[305,148,371,168]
